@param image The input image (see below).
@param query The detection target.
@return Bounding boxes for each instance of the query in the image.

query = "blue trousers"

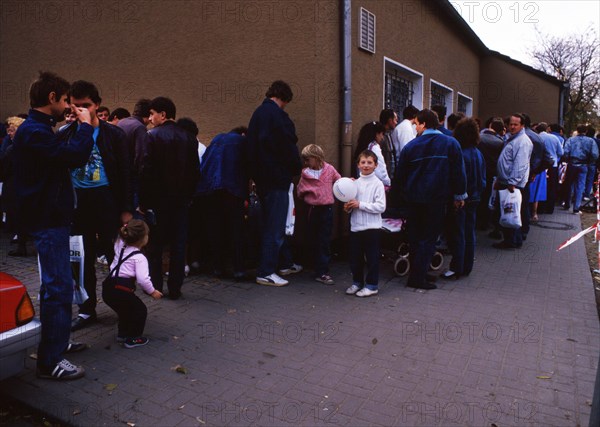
[407,203,446,287]
[448,201,478,275]
[257,190,288,277]
[31,226,73,368]
[565,164,587,211]
[585,164,597,197]
[349,229,381,289]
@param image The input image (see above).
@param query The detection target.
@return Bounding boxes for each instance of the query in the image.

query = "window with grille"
[431,84,447,108]
[359,8,375,53]
[385,70,414,113]
[457,93,473,116]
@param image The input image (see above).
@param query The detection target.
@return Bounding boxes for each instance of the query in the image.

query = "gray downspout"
[341,0,352,177]
[558,81,569,127]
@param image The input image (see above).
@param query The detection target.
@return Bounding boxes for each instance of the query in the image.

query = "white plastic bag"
[285,183,295,236]
[37,235,88,304]
[498,189,522,229]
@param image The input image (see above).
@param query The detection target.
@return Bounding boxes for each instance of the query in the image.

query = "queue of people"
[2,71,600,382]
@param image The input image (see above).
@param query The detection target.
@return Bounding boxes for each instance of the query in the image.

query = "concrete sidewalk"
[0,209,598,426]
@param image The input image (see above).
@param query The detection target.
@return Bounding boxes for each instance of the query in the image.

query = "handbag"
[498,189,522,229]
[102,247,142,293]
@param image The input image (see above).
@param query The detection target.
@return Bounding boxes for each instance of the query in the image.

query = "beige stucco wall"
[479,55,561,123]
[0,0,341,164]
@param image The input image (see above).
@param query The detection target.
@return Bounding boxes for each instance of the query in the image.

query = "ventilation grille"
[359,8,375,54]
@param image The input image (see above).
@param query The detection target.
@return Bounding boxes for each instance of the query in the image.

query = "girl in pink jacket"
[297,144,341,285]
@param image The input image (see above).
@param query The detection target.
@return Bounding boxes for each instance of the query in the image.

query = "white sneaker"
[356,287,378,297]
[279,264,303,276]
[96,255,108,265]
[256,273,289,287]
[345,284,361,295]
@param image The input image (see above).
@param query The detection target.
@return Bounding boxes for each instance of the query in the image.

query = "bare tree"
[531,26,600,133]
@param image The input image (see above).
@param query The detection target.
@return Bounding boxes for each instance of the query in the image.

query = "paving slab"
[0,209,598,426]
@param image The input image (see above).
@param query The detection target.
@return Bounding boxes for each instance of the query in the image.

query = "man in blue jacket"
[395,109,467,290]
[13,71,94,380]
[246,81,302,287]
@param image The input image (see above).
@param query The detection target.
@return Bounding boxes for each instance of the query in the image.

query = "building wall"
[479,55,561,124]
[349,0,481,174]
[0,0,341,162]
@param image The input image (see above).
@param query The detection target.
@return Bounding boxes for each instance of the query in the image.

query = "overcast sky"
[451,0,600,66]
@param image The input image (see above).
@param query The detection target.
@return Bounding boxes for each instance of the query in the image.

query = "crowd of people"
[1,71,599,381]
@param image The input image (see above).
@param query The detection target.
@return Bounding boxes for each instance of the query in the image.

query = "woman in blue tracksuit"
[443,117,486,279]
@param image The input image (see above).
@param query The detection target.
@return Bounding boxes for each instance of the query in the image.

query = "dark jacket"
[246,98,302,193]
[395,130,467,204]
[13,109,94,232]
[58,119,133,213]
[140,121,200,207]
[196,132,247,199]
[117,115,149,174]
[462,146,486,202]
[478,130,504,178]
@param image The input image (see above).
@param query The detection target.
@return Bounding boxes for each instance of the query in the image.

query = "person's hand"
[71,105,91,125]
[150,290,163,299]
[529,174,537,183]
[345,200,360,211]
[454,200,465,210]
[508,185,515,193]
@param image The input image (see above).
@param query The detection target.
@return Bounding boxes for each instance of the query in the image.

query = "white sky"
[450,0,600,66]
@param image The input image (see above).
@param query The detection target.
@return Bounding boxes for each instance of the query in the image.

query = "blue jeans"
[349,229,381,289]
[307,205,334,276]
[407,203,446,287]
[565,164,587,211]
[448,201,478,275]
[585,164,596,197]
[257,190,288,277]
[31,226,73,368]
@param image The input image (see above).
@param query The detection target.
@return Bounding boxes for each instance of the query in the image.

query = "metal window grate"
[359,8,375,53]
[431,84,447,107]
[458,96,469,114]
[385,70,414,113]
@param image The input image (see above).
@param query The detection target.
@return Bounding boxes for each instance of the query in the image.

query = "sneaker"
[583,197,591,201]
[256,273,289,287]
[345,284,361,295]
[124,337,149,348]
[64,341,87,353]
[356,287,378,297]
[96,255,108,265]
[315,275,334,285]
[37,359,85,380]
[71,314,97,332]
[279,264,303,276]
[573,210,582,215]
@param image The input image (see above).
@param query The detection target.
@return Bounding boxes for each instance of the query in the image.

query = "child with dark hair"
[102,219,162,348]
[344,149,386,297]
[354,121,390,186]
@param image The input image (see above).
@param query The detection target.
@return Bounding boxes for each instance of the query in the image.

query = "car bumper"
[0,319,42,380]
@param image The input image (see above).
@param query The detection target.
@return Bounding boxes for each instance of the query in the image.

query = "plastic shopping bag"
[498,189,522,229]
[69,235,88,304]
[285,183,295,236]
[488,177,497,211]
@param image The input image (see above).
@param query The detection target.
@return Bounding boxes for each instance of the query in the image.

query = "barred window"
[457,93,473,116]
[385,70,414,114]
[431,84,447,108]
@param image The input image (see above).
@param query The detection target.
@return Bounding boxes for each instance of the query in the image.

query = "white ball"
[333,177,358,202]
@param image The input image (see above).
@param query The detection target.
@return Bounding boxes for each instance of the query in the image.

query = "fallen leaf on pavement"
[172,365,188,374]
[29,353,38,360]
[73,409,81,415]
[227,308,237,314]
[372,338,378,345]
[105,383,118,391]
[196,417,206,424]
[536,375,552,379]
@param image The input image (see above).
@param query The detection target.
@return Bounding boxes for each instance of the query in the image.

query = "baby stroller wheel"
[394,257,410,276]
[429,251,444,271]
[397,242,410,257]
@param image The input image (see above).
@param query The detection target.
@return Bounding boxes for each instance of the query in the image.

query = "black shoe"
[71,315,97,332]
[487,230,503,239]
[167,290,182,300]
[8,249,28,257]
[442,271,460,280]
[407,282,437,290]
[64,341,87,354]
[492,241,517,250]
[37,359,85,381]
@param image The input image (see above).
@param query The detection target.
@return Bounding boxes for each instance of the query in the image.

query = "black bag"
[102,247,142,293]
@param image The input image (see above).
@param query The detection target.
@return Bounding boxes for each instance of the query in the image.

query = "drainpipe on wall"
[558,81,569,127]
[341,0,352,177]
